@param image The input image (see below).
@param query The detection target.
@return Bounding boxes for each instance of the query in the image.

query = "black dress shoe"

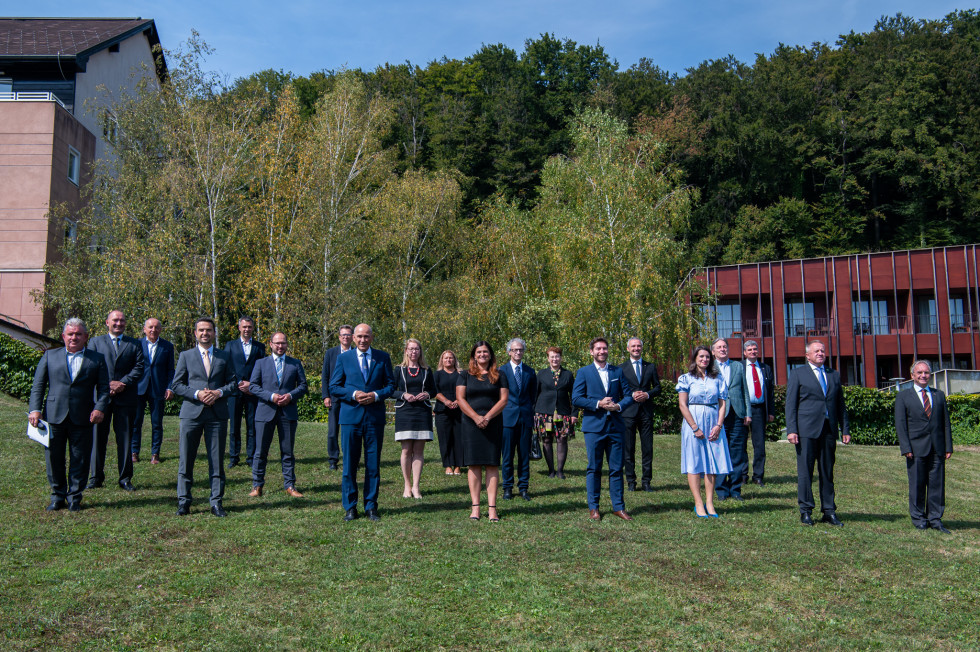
[210,504,228,517]
[46,500,67,512]
[753,478,765,487]
[86,480,103,490]
[642,483,654,492]
[343,507,358,521]
[914,523,929,530]
[732,494,745,502]
[329,460,338,470]
[176,504,190,516]
[800,513,815,526]
[502,488,513,500]
[821,512,844,527]
[366,509,380,521]
[931,522,952,534]
[556,471,566,479]
[68,502,82,512]
[519,490,531,501]
[227,459,239,469]
[627,482,636,492]
[119,481,136,492]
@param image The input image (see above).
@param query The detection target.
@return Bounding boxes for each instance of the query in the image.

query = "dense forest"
[43,10,980,370]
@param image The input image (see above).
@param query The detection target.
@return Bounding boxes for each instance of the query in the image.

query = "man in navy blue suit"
[224,316,265,469]
[249,332,308,498]
[321,324,354,470]
[131,318,174,464]
[572,337,635,521]
[329,323,395,522]
[499,337,537,501]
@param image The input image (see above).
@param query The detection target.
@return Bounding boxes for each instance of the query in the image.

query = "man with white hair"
[500,337,537,501]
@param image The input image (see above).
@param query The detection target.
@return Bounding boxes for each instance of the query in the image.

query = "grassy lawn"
[1,390,977,651]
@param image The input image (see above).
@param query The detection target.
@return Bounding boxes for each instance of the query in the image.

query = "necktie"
[817,366,827,395]
[514,365,522,395]
[276,356,284,384]
[112,336,120,353]
[752,363,762,399]
[149,342,156,363]
[202,349,211,376]
[361,353,369,382]
[67,353,76,381]
[634,360,642,381]
[922,389,932,418]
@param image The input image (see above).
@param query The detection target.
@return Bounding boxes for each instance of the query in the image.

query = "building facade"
[694,245,980,388]
[0,18,164,332]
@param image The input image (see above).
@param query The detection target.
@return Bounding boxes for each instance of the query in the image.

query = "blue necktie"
[514,365,522,395]
[361,353,369,382]
[817,367,827,395]
[634,360,641,381]
[275,356,283,385]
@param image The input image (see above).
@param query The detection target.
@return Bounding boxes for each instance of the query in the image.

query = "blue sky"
[4,1,971,81]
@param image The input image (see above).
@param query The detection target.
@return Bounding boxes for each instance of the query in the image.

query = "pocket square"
[610,378,619,383]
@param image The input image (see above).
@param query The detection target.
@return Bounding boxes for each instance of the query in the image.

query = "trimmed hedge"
[0,332,43,402]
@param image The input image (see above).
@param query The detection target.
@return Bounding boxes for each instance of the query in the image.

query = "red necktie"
[751,363,762,399]
[922,389,932,418]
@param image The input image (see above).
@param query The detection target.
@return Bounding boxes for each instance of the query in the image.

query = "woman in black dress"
[393,338,436,499]
[433,350,463,475]
[534,346,576,479]
[456,341,509,522]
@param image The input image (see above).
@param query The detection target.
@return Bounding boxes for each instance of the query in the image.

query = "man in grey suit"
[711,338,750,501]
[321,324,354,470]
[786,340,850,526]
[29,318,110,511]
[170,317,239,517]
[87,310,144,492]
[895,360,953,533]
[248,332,308,498]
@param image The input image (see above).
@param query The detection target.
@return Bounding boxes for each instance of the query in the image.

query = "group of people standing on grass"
[27,314,954,532]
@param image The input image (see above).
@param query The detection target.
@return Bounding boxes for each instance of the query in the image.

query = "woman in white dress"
[676,345,732,518]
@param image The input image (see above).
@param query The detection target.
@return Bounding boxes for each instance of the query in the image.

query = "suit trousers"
[434,410,463,468]
[717,412,747,498]
[501,418,532,491]
[177,417,226,507]
[227,394,257,464]
[46,418,93,504]
[794,420,837,515]
[132,394,166,456]
[906,450,945,527]
[253,416,297,489]
[622,410,653,485]
[341,421,383,511]
[747,403,768,481]
[90,402,135,485]
[327,402,341,463]
[583,428,625,511]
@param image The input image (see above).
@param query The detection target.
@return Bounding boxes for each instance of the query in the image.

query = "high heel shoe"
[707,511,720,518]
[693,507,708,519]
[488,505,499,522]
[470,504,481,520]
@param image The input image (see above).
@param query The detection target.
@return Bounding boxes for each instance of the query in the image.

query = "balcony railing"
[713,319,774,339]
[785,317,834,338]
[915,314,938,334]
[852,315,911,335]
[0,91,66,109]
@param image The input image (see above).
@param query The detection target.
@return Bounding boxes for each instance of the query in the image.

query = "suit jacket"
[321,345,353,400]
[137,337,175,399]
[745,359,776,419]
[715,359,750,419]
[785,364,849,439]
[170,347,239,421]
[225,338,266,389]
[29,348,111,425]
[895,386,953,458]
[620,358,662,418]
[329,347,396,427]
[571,363,635,433]
[499,362,537,427]
[88,333,145,406]
[250,355,308,422]
[534,367,575,416]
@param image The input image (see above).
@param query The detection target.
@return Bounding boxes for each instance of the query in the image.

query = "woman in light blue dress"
[676,345,733,518]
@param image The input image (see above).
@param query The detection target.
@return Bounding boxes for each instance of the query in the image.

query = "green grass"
[1,391,978,651]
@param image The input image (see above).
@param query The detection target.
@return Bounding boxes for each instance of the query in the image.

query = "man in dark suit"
[248,332,308,498]
[895,360,953,533]
[743,340,775,486]
[712,338,750,501]
[571,337,635,521]
[786,340,850,526]
[225,316,265,469]
[29,318,110,512]
[131,317,175,465]
[329,323,395,522]
[321,324,354,470]
[87,310,144,492]
[499,337,537,501]
[621,336,662,492]
[170,317,239,517]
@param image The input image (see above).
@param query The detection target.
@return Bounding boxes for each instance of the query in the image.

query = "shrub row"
[0,332,43,402]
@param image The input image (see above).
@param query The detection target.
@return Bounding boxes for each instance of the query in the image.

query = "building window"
[64,219,78,244]
[0,77,11,96]
[853,299,890,335]
[67,146,80,185]
[949,295,968,331]
[915,296,937,334]
[784,301,815,337]
[102,111,118,144]
[706,302,742,338]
